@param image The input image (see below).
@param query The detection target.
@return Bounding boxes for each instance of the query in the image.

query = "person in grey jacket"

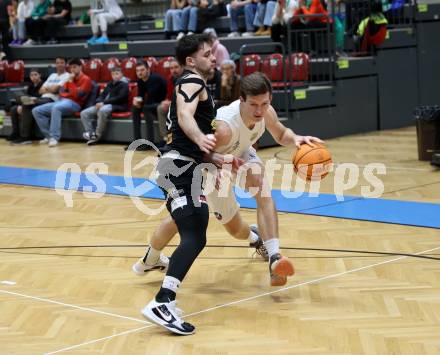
[80,66,128,145]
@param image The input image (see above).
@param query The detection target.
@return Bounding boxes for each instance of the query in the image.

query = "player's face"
[241,92,272,122]
[191,42,216,76]
[169,61,183,78]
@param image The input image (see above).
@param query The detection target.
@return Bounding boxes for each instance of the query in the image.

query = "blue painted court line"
[1,166,439,229]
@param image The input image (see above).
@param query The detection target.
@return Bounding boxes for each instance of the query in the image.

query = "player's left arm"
[265,105,324,148]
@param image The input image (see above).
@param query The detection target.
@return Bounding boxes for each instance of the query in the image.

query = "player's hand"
[197,133,216,154]
[294,135,324,149]
[209,152,244,172]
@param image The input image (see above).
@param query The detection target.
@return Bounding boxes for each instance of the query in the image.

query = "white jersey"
[215,100,265,157]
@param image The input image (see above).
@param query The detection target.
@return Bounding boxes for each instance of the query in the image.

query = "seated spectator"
[44,0,72,44]
[355,0,388,53]
[1,0,12,59]
[203,28,229,69]
[164,0,187,40]
[207,67,221,107]
[80,66,129,145]
[24,0,51,45]
[177,0,200,39]
[125,61,167,151]
[157,58,183,146]
[218,59,240,107]
[253,0,276,36]
[6,68,42,141]
[88,0,123,45]
[11,0,34,45]
[227,0,257,38]
[271,0,299,45]
[33,58,92,147]
[7,0,18,43]
[197,0,226,32]
[11,57,70,144]
[77,10,90,26]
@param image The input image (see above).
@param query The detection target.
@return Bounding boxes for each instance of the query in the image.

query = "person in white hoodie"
[87,0,123,44]
[11,0,33,44]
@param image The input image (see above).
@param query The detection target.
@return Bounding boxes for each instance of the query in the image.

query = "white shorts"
[205,147,262,224]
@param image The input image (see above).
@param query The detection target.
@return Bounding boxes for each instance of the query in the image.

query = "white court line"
[0,289,149,325]
[1,280,16,285]
[44,245,440,354]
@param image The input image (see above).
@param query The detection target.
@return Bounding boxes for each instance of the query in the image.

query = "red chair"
[112,83,137,118]
[143,56,158,73]
[0,60,7,82]
[83,58,102,82]
[100,57,121,83]
[241,54,261,76]
[156,56,175,79]
[0,60,25,87]
[286,53,309,82]
[262,53,284,87]
[121,57,137,81]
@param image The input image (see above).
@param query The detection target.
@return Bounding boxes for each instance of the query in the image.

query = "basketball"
[293,143,332,181]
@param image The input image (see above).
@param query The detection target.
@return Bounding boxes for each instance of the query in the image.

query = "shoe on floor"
[11,138,32,145]
[39,138,49,144]
[249,224,269,261]
[48,138,58,147]
[141,299,195,335]
[95,36,109,44]
[269,253,294,286]
[132,253,169,275]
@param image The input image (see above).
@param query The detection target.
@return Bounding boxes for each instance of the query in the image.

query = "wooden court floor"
[0,126,439,354]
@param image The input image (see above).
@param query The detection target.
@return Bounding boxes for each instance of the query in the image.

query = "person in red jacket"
[33,58,92,147]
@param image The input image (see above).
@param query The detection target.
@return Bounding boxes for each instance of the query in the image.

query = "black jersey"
[161,70,216,163]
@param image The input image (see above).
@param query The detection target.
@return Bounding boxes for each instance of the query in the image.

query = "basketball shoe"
[142,299,195,335]
[249,224,269,261]
[269,253,295,286]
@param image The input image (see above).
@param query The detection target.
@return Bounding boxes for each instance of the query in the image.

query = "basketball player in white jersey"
[133,72,323,286]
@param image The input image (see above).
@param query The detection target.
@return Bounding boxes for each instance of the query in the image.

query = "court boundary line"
[43,245,440,354]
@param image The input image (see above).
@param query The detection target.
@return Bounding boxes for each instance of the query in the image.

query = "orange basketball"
[293,143,332,181]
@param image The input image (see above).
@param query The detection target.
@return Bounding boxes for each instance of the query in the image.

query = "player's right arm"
[176,81,216,154]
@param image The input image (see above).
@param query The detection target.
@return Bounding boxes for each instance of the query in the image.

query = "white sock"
[248,229,259,244]
[143,245,161,265]
[263,238,280,259]
[161,275,181,294]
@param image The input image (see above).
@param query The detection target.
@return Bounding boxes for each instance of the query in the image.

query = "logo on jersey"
[231,140,240,153]
[211,119,217,132]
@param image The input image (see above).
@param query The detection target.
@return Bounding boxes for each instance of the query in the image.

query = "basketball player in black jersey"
[141,34,217,335]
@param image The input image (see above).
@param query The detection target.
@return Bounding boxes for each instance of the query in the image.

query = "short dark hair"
[240,72,272,100]
[110,66,122,72]
[29,68,41,75]
[175,34,211,66]
[68,58,82,66]
[136,60,149,69]
[55,57,66,63]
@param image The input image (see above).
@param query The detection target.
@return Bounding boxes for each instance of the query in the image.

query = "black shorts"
[156,158,207,220]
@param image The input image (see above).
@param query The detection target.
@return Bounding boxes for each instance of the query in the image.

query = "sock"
[142,245,161,265]
[156,276,181,303]
[263,238,280,259]
[248,229,259,244]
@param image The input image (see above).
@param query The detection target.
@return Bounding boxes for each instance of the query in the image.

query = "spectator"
[0,0,12,58]
[227,0,257,37]
[44,0,72,44]
[355,0,388,53]
[164,0,187,40]
[156,58,183,146]
[328,0,346,56]
[11,57,69,144]
[203,27,229,69]
[87,0,123,45]
[197,0,226,32]
[6,68,42,141]
[11,0,33,45]
[7,0,17,42]
[253,0,276,36]
[218,59,240,107]
[80,66,129,145]
[33,58,92,147]
[177,0,200,39]
[126,61,167,151]
[271,0,299,45]
[24,0,50,45]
